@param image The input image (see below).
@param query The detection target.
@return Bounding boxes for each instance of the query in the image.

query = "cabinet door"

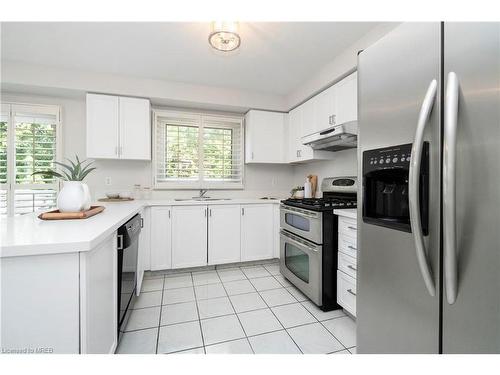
[208,205,241,265]
[86,93,119,159]
[80,234,117,353]
[245,110,286,164]
[241,204,274,261]
[300,99,316,137]
[150,207,172,271]
[335,72,358,125]
[172,205,208,268]
[119,97,151,160]
[288,107,302,162]
[314,85,336,132]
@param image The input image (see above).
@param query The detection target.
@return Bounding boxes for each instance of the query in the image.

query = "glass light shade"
[209,21,241,52]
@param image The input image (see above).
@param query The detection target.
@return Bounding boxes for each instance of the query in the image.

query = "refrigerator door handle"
[409,79,437,297]
[443,72,459,305]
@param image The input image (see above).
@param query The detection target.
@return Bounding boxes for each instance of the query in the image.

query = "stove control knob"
[392,157,398,163]
[385,158,391,164]
[379,159,384,164]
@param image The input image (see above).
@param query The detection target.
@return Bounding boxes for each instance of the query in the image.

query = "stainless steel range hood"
[301,121,358,151]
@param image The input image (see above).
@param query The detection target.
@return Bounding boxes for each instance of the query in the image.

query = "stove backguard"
[362,143,429,234]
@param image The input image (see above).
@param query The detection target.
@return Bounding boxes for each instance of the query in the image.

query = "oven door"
[279,229,322,306]
[280,204,323,244]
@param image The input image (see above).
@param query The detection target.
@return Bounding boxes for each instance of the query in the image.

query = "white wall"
[291,149,358,197]
[286,23,399,108]
[1,92,294,200]
[1,61,287,113]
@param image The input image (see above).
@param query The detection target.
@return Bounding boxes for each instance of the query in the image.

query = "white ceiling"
[1,22,380,95]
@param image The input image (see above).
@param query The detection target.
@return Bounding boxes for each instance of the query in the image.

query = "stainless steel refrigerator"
[357,22,500,353]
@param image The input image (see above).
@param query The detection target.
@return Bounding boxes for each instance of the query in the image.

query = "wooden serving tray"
[98,197,134,202]
[38,206,105,220]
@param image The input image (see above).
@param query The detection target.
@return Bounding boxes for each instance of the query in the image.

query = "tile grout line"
[191,272,207,354]
[240,265,304,354]
[155,276,166,354]
[215,270,255,353]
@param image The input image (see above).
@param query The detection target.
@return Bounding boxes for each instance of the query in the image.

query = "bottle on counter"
[304,177,312,199]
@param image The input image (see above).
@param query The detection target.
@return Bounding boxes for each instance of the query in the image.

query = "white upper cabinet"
[86,93,151,160]
[208,205,241,265]
[300,98,316,137]
[119,97,151,160]
[171,205,207,269]
[241,204,274,262]
[86,94,119,159]
[335,72,358,125]
[314,84,337,131]
[245,110,287,164]
[287,104,335,163]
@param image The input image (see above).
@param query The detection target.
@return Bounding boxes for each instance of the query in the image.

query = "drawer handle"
[347,265,357,272]
[348,245,357,251]
[347,289,357,296]
[347,226,357,230]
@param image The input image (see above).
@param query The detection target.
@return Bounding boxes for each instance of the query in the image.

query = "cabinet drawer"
[338,252,357,279]
[338,233,357,258]
[338,216,357,238]
[337,271,357,317]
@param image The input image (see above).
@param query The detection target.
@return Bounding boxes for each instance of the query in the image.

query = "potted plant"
[33,155,96,212]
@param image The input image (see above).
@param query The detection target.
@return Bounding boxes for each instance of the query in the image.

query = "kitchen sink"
[174,198,232,201]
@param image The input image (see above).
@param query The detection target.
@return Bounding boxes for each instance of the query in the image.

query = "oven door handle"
[280,231,319,253]
[280,204,319,219]
[409,79,437,297]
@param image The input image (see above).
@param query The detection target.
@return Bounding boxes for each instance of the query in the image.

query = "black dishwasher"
[117,214,141,342]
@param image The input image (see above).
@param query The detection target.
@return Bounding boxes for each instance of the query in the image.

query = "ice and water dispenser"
[362,143,429,233]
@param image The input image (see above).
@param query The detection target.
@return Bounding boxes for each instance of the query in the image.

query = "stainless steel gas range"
[279,176,357,311]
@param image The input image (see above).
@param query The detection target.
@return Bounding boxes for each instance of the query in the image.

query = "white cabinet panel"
[337,270,357,317]
[241,204,274,261]
[119,97,151,160]
[245,110,287,164]
[208,204,241,265]
[335,72,358,125]
[80,234,117,354]
[86,93,119,159]
[86,93,150,160]
[1,252,80,353]
[137,208,150,292]
[150,206,172,271]
[314,85,336,131]
[301,98,316,137]
[172,205,207,269]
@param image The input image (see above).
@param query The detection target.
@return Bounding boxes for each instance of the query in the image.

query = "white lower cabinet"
[150,206,172,271]
[0,232,117,353]
[172,205,208,269]
[80,234,117,354]
[208,205,241,265]
[241,204,274,262]
[337,270,357,317]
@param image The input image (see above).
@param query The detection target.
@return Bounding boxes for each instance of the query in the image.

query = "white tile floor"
[116,261,357,354]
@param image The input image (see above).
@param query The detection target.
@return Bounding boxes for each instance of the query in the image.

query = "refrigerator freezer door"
[357,23,441,353]
[442,22,500,354]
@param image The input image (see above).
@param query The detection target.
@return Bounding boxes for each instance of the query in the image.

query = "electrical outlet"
[105,177,112,186]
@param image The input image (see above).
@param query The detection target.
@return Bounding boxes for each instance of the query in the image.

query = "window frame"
[1,102,62,216]
[152,109,244,190]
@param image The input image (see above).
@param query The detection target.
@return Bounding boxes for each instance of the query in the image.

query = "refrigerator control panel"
[363,143,413,173]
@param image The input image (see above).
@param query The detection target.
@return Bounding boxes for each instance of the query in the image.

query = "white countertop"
[333,208,357,219]
[0,198,280,258]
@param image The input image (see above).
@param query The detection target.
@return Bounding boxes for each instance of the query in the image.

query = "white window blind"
[154,111,243,189]
[0,103,61,216]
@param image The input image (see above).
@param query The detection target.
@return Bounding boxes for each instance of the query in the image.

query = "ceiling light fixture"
[208,21,241,52]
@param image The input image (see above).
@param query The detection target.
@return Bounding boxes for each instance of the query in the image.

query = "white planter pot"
[57,181,91,212]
